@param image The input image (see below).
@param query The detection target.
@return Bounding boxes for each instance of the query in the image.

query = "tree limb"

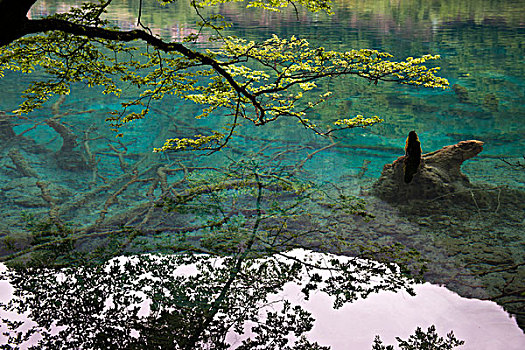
[2,15,266,119]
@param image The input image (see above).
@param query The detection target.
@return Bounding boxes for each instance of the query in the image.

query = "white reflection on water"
[256,281,525,349]
[1,251,524,349]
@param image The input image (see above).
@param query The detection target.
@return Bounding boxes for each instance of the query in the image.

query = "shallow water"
[1,0,524,335]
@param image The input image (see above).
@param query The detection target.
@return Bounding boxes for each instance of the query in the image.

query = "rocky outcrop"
[371,140,484,202]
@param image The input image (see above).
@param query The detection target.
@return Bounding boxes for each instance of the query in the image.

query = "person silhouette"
[404,130,421,183]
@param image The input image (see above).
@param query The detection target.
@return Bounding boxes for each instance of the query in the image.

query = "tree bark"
[0,0,38,46]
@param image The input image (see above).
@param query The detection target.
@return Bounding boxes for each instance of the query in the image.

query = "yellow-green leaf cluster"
[192,0,333,14]
[153,133,225,152]
[334,115,383,128]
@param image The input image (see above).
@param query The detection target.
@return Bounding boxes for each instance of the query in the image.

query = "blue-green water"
[14,0,525,186]
[1,0,524,331]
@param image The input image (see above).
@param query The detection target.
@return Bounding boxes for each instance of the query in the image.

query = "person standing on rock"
[404,131,422,183]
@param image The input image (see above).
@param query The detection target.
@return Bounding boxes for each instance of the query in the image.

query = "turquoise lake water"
[0,0,524,332]
[11,0,525,186]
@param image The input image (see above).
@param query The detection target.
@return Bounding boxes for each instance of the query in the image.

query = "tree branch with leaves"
[1,0,448,152]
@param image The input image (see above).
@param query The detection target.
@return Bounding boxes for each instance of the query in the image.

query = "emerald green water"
[1,0,524,331]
